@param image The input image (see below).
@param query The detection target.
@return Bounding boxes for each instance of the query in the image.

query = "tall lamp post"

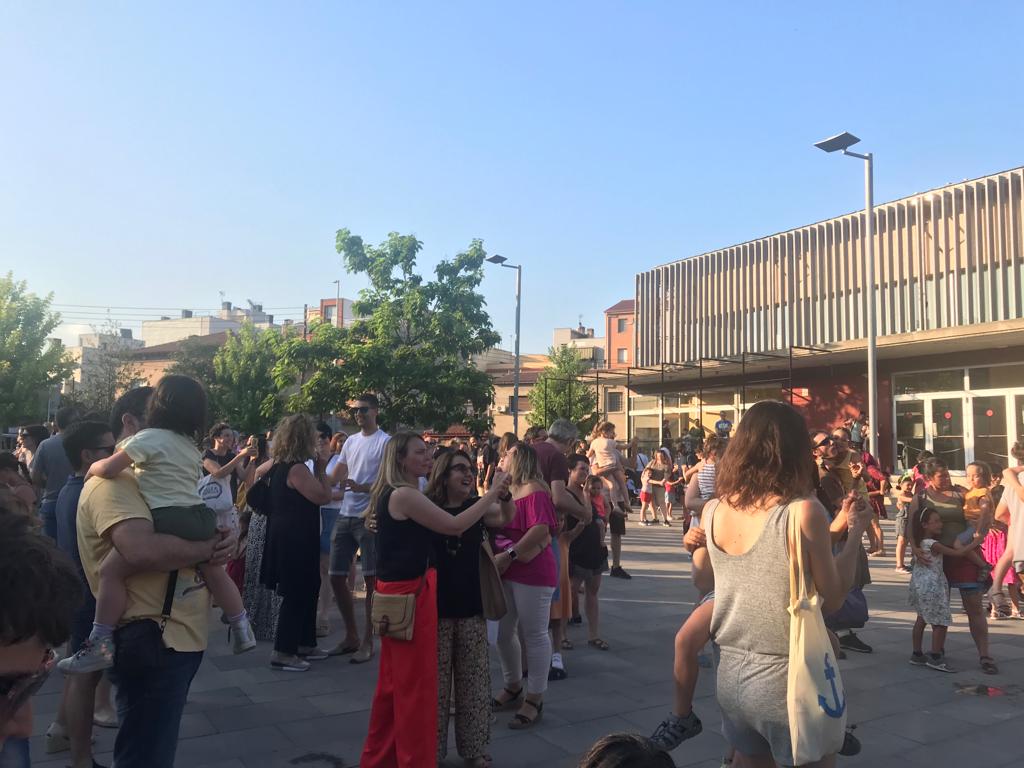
[486,254,523,435]
[332,279,342,328]
[815,131,877,451]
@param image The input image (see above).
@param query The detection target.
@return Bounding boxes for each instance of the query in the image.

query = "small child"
[587,422,632,515]
[958,461,995,582]
[893,475,915,573]
[908,506,983,672]
[696,437,724,503]
[989,443,1024,601]
[59,375,256,674]
[638,465,654,525]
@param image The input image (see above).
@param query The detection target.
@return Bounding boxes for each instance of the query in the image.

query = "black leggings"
[274,585,319,655]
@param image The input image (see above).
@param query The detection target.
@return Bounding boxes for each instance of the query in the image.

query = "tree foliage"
[166,335,218,393]
[211,324,286,434]
[0,274,74,426]
[283,230,500,433]
[527,345,598,435]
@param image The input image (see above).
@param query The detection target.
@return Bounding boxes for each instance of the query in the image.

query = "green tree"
[0,274,74,426]
[167,335,218,393]
[282,230,500,433]
[211,324,286,434]
[527,345,597,435]
[273,320,347,419]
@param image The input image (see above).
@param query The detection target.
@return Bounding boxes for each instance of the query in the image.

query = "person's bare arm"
[800,494,871,614]
[1002,467,1024,502]
[684,474,708,516]
[88,450,134,480]
[327,459,347,485]
[483,494,516,528]
[288,462,332,506]
[502,524,551,563]
[203,450,250,480]
[943,535,984,557]
[391,477,508,535]
[552,479,591,524]
[107,518,234,570]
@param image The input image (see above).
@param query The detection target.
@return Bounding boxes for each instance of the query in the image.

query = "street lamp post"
[486,254,523,435]
[815,131,877,451]
[332,279,342,329]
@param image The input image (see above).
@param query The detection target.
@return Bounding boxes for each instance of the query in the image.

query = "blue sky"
[2,2,1022,353]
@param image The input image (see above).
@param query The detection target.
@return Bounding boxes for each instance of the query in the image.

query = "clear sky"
[2,2,1022,353]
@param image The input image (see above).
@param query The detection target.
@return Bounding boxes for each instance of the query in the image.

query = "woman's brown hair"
[424,449,474,507]
[715,400,816,509]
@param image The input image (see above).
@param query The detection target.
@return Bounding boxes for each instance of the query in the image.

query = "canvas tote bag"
[787,510,847,764]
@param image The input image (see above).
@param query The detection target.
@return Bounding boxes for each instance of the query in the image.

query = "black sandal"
[491,686,523,711]
[508,698,543,729]
[980,656,999,675]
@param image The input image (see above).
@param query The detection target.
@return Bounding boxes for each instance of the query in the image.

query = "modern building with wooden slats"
[626,166,1024,472]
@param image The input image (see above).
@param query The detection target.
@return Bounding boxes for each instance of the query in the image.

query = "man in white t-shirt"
[326,395,390,663]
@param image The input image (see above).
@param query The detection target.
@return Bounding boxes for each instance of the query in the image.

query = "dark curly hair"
[715,400,817,509]
[578,733,674,768]
[0,510,82,646]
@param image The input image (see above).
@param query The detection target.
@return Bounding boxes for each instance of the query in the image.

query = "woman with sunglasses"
[360,432,511,768]
[425,449,515,768]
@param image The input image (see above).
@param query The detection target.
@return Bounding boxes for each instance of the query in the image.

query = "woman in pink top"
[491,444,557,730]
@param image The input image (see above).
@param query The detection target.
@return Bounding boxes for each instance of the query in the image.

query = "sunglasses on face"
[91,445,116,456]
[0,649,55,730]
[449,463,476,476]
[349,406,372,415]
[814,436,833,449]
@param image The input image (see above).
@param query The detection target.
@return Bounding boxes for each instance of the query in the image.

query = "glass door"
[932,397,966,471]
[895,399,926,472]
[971,395,1008,469]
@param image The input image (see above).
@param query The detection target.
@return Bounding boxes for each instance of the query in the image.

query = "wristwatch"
[499,491,513,502]
[504,546,518,561]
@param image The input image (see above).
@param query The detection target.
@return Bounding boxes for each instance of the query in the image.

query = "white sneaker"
[230,617,257,654]
[57,636,115,674]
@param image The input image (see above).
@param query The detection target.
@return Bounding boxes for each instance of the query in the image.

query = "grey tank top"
[706,500,791,657]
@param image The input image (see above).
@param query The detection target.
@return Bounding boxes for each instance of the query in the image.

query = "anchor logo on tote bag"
[817,655,846,718]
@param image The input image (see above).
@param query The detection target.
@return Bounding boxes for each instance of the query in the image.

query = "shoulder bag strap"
[158,570,178,632]
[787,506,811,604]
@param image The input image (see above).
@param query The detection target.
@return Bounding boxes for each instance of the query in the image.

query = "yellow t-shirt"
[76,471,210,652]
[120,428,203,510]
[964,487,989,527]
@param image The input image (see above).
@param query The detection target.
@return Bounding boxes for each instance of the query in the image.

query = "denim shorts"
[320,506,340,555]
[328,516,377,577]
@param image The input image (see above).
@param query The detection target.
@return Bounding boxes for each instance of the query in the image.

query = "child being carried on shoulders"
[59,375,256,674]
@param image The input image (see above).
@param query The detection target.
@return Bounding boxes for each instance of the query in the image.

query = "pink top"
[498,490,558,587]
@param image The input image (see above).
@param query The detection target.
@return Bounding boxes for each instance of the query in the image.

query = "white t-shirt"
[338,429,390,518]
[323,454,343,510]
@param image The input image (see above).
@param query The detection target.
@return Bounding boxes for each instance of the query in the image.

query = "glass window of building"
[894,369,964,395]
[617,348,628,363]
[606,391,623,413]
[617,318,627,333]
[969,365,1024,390]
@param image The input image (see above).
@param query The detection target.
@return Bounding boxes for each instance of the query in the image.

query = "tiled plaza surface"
[29,517,1024,768]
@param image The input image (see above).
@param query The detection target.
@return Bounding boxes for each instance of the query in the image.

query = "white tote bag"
[787,510,847,765]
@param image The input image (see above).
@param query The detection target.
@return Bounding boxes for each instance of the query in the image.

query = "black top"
[260,462,321,597]
[203,449,241,501]
[375,487,436,582]
[434,498,485,618]
[566,489,606,571]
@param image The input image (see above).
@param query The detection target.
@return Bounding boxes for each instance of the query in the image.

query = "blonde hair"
[591,421,615,440]
[498,432,518,457]
[366,431,422,526]
[270,415,317,464]
[508,443,549,492]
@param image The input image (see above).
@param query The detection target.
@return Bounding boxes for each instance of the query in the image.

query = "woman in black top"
[565,455,610,649]
[425,449,515,767]
[259,415,332,672]
[360,432,510,768]
[202,422,256,504]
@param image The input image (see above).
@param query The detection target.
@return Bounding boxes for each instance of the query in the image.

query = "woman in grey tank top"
[704,402,872,767]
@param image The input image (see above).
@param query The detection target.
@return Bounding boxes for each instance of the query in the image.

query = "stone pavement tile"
[534,714,640,756]
[185,685,255,713]
[173,725,293,765]
[926,693,1024,726]
[276,710,371,749]
[549,693,651,724]
[480,732,574,767]
[241,673,354,704]
[181,710,219,738]
[836,721,920,765]
[901,729,1020,766]
[862,707,976,745]
[240,743,361,768]
[205,697,326,733]
[195,760,247,768]
[305,690,375,716]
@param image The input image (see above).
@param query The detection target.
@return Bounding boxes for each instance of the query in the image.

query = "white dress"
[908,538,952,626]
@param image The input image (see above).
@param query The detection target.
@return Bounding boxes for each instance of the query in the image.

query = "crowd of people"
[2,380,1023,768]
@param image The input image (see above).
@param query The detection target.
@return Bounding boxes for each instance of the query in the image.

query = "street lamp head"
[814,132,861,154]
[486,254,507,265]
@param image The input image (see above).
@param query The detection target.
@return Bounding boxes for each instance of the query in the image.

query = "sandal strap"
[521,698,541,712]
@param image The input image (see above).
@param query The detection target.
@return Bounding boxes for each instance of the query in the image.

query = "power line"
[51,303,306,311]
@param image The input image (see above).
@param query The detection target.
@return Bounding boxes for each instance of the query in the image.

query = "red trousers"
[360,569,438,768]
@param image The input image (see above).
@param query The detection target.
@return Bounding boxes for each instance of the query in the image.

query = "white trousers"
[495,579,555,696]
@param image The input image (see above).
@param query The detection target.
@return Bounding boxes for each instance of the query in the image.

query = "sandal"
[491,686,523,711]
[508,698,543,730]
[560,639,574,650]
[588,638,610,651]
[980,656,999,675]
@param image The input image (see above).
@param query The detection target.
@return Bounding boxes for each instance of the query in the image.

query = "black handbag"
[245,466,274,515]
[113,571,177,675]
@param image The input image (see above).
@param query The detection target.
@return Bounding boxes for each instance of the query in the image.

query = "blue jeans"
[39,496,59,541]
[0,738,29,768]
[109,649,203,768]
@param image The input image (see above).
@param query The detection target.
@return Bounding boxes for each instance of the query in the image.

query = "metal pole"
[864,153,878,454]
[512,265,522,436]
[659,363,665,445]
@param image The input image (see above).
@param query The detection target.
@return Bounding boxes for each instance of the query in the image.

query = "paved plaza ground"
[29,517,1024,768]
